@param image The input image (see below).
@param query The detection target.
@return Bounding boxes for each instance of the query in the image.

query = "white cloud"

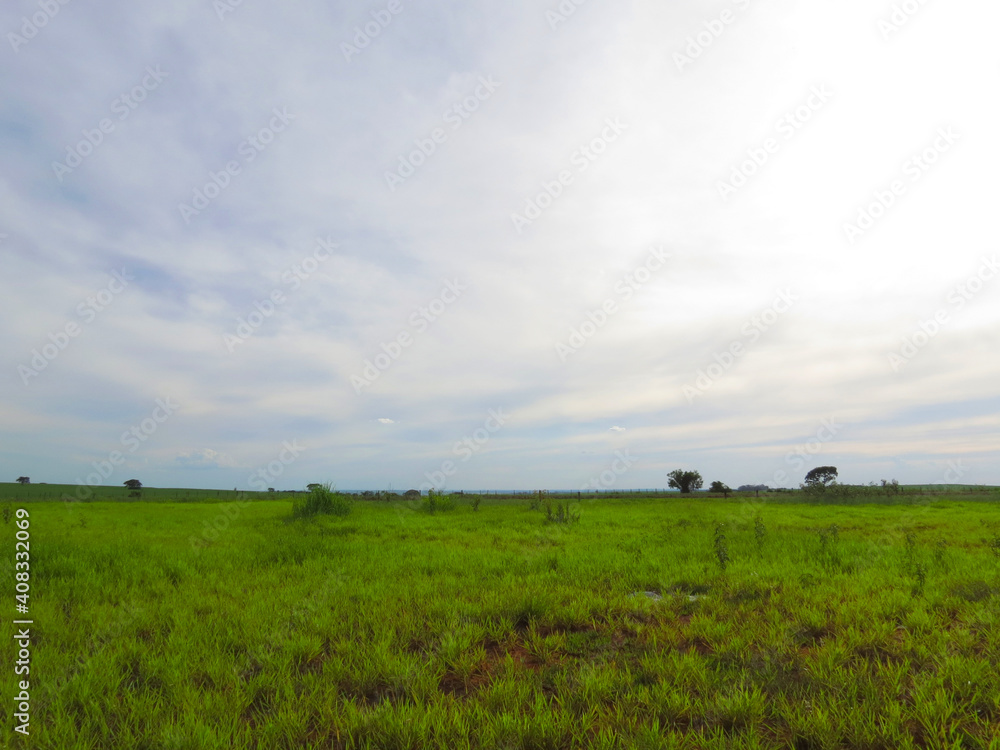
[1,0,998,490]
[174,448,240,469]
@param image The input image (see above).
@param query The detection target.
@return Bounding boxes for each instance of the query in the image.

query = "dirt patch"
[438,669,491,698]
[506,642,545,670]
[403,636,429,656]
[681,636,713,656]
[349,681,413,708]
[297,653,327,675]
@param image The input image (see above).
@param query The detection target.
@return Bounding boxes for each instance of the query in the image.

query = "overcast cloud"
[2,0,998,492]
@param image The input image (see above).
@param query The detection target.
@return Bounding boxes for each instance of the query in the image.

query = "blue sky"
[2,0,998,493]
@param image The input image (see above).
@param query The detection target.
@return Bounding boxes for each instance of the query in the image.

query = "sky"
[1,0,998,494]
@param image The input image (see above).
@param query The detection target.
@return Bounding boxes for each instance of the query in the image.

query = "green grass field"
[3,485,1000,749]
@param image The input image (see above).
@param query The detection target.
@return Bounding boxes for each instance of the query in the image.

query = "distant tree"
[709,481,731,498]
[268,488,275,492]
[668,469,703,494]
[306,483,323,492]
[124,479,142,490]
[881,478,901,496]
[803,466,838,489]
[16,477,30,484]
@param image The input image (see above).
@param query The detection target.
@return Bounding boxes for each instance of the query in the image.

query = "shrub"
[420,489,455,514]
[989,534,1000,559]
[544,498,579,525]
[528,491,546,511]
[709,480,731,497]
[292,483,352,518]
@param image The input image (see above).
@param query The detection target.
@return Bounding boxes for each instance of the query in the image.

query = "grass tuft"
[291,483,352,518]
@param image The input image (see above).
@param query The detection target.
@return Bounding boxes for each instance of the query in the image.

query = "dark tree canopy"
[709,480,731,497]
[668,469,703,494]
[16,476,30,484]
[804,466,838,487]
[124,479,143,490]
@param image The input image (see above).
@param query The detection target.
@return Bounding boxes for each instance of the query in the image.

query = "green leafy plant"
[932,537,948,569]
[292,483,352,518]
[989,534,1000,559]
[420,489,455,514]
[528,490,546,511]
[753,513,766,556]
[816,524,841,571]
[713,522,730,571]
[903,530,917,572]
[544,498,579,525]
[912,562,927,597]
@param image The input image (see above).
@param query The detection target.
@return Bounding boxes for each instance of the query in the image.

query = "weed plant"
[291,483,352,518]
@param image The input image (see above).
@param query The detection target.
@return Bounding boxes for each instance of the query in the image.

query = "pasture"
[2,485,1000,749]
